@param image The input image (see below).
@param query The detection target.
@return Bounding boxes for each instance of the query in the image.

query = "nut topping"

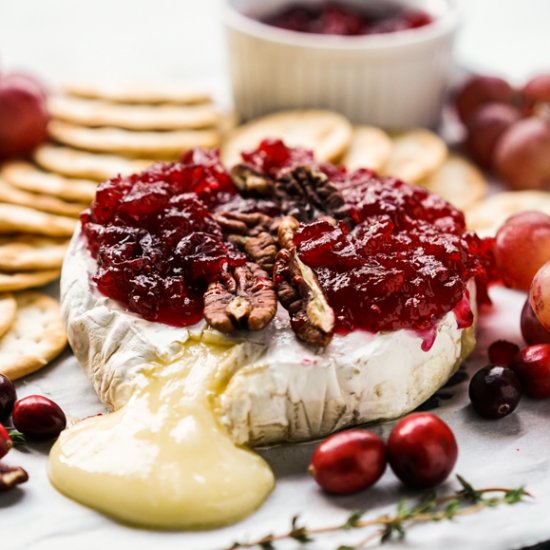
[0,462,28,491]
[274,216,335,346]
[214,210,279,272]
[230,164,271,195]
[204,262,277,333]
[275,166,346,221]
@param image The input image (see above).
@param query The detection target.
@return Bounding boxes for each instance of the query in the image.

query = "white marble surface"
[1,1,550,549]
[5,286,550,550]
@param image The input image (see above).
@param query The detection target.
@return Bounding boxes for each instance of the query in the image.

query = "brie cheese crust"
[61,228,476,446]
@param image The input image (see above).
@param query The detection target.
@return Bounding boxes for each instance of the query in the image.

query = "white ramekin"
[224,0,459,128]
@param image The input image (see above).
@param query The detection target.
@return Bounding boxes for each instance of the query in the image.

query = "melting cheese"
[48,339,274,529]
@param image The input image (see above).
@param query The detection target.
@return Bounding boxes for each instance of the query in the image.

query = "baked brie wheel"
[62,235,476,446]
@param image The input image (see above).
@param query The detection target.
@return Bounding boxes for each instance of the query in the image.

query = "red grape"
[494,211,550,290]
[0,423,12,459]
[309,430,386,494]
[530,261,550,331]
[455,75,515,125]
[488,340,520,365]
[522,73,550,112]
[494,117,550,190]
[465,102,521,168]
[0,72,49,160]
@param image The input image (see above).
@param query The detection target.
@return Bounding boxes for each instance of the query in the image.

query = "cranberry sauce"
[82,139,495,334]
[261,2,433,37]
[81,149,244,326]
[292,173,493,333]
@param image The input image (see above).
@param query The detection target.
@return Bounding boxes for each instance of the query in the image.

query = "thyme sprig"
[227,475,531,550]
[7,429,26,446]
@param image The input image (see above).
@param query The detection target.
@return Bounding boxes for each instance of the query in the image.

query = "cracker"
[0,236,69,272]
[0,294,16,340]
[33,145,152,181]
[341,126,392,172]
[49,95,220,130]
[419,155,489,211]
[0,270,60,292]
[466,191,550,237]
[383,129,447,183]
[0,161,98,202]
[48,120,220,159]
[62,81,211,105]
[222,110,353,167]
[0,291,67,380]
[0,178,87,218]
[0,203,76,237]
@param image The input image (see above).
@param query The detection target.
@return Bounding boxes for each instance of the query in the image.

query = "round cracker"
[383,129,447,183]
[466,191,550,237]
[49,95,220,131]
[0,270,60,292]
[0,294,16,341]
[341,126,392,172]
[62,81,211,105]
[419,155,489,211]
[0,291,67,380]
[33,144,152,181]
[48,120,220,159]
[0,236,69,272]
[221,110,353,167]
[1,161,98,202]
[0,203,76,237]
[0,178,87,218]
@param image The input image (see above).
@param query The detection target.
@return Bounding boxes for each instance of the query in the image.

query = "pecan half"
[275,166,346,222]
[274,217,335,347]
[230,164,271,195]
[214,210,279,272]
[204,262,277,333]
[0,463,29,491]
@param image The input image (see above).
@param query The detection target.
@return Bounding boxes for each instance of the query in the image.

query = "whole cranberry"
[309,429,386,494]
[0,423,13,459]
[521,298,550,345]
[0,373,17,421]
[488,340,520,366]
[469,365,522,419]
[12,395,67,441]
[510,344,550,398]
[387,413,458,489]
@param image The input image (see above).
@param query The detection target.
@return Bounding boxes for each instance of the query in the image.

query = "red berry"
[510,344,550,398]
[0,373,16,421]
[12,395,67,441]
[309,429,386,494]
[387,413,458,489]
[521,298,550,345]
[488,340,520,366]
[468,365,522,419]
[0,423,13,459]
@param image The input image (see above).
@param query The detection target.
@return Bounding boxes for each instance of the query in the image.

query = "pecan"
[230,164,271,195]
[274,216,335,347]
[274,166,346,222]
[214,210,279,272]
[0,463,28,491]
[204,262,277,333]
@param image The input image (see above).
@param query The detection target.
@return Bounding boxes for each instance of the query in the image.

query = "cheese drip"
[48,339,274,529]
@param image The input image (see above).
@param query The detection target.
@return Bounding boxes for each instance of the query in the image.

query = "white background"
[1,0,550,91]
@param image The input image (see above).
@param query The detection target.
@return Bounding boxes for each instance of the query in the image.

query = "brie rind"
[61,229,476,446]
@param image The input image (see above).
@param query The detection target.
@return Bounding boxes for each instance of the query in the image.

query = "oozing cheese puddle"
[48,339,274,529]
